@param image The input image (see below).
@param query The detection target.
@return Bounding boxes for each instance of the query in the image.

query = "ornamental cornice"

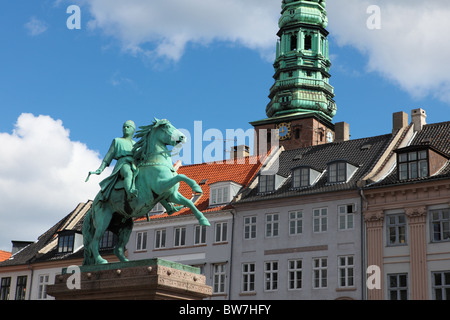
[404,206,427,218]
[364,210,384,223]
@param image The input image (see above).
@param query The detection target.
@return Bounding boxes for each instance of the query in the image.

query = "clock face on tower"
[276,122,291,140]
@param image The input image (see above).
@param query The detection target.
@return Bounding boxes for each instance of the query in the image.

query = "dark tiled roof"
[237,133,394,203]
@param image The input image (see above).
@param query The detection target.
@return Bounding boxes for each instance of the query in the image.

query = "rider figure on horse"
[88,120,138,201]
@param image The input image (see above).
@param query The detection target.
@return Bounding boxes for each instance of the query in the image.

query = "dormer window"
[259,174,275,193]
[398,149,428,180]
[292,167,321,188]
[327,161,358,184]
[57,230,82,254]
[395,146,449,181]
[209,181,242,206]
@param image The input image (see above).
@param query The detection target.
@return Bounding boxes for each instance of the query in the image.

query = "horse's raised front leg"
[168,192,210,226]
[155,174,203,195]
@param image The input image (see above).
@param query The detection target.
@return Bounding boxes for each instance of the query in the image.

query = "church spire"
[266,0,337,121]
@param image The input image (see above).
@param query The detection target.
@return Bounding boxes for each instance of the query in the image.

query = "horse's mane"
[133,118,170,164]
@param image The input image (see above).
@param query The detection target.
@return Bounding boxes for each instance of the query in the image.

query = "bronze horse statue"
[83,118,210,265]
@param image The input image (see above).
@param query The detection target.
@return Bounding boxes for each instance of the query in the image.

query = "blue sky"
[1,0,450,250]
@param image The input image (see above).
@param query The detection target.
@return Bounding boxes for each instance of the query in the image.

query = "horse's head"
[151,118,186,147]
[133,118,186,163]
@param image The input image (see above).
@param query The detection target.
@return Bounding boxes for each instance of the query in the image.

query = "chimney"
[393,111,408,132]
[335,122,350,142]
[411,108,427,132]
[232,145,250,159]
[11,240,33,255]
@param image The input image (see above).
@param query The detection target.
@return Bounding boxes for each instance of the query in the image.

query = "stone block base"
[47,259,212,300]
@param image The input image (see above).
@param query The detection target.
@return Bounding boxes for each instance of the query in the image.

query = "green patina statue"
[83,118,210,265]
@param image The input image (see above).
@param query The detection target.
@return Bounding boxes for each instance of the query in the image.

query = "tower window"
[290,34,298,51]
[305,35,312,51]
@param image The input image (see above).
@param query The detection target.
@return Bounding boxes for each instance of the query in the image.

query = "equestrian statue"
[83,118,210,265]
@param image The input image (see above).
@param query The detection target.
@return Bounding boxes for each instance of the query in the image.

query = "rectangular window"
[213,264,226,294]
[211,187,230,205]
[431,209,450,242]
[387,214,407,245]
[338,256,354,288]
[388,273,408,300]
[328,162,347,183]
[293,168,310,188]
[313,208,328,233]
[265,213,279,238]
[338,204,355,230]
[0,277,11,300]
[288,259,302,290]
[215,222,228,243]
[136,231,148,251]
[242,263,255,293]
[289,211,303,235]
[194,225,207,245]
[58,234,74,253]
[264,261,278,291]
[259,175,275,193]
[313,258,327,288]
[154,229,166,249]
[244,216,257,240]
[398,150,428,180]
[432,271,450,300]
[174,227,186,247]
[15,276,27,300]
[99,230,116,249]
[38,274,49,300]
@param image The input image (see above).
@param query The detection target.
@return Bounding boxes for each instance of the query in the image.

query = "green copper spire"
[266,0,337,122]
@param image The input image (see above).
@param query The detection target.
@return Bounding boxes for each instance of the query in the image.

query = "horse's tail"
[82,207,95,266]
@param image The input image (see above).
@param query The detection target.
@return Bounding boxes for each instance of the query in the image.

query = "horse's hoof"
[199,218,210,226]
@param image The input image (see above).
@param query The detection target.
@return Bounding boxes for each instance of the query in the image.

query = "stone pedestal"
[47,258,212,300]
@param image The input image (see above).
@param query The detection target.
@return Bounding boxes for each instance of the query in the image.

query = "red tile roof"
[0,250,11,262]
[136,154,268,222]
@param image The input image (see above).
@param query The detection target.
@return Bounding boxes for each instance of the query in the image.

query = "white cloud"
[0,114,110,251]
[83,0,280,62]
[24,17,48,36]
[327,0,450,103]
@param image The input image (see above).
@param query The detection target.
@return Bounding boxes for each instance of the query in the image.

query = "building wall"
[231,193,363,300]
[363,179,450,300]
[126,211,234,300]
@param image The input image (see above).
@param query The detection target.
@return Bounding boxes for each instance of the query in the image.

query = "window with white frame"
[154,229,166,249]
[244,216,257,240]
[292,167,310,188]
[338,256,354,288]
[313,258,327,289]
[194,225,207,245]
[265,213,279,238]
[288,259,302,290]
[313,208,328,233]
[388,273,408,300]
[215,222,228,243]
[174,227,186,247]
[213,264,226,294]
[289,210,303,235]
[431,209,450,242]
[37,274,49,300]
[432,271,450,300]
[264,261,278,291]
[136,231,147,251]
[387,214,407,245]
[338,204,355,230]
[328,161,346,183]
[242,263,256,292]
[210,186,229,205]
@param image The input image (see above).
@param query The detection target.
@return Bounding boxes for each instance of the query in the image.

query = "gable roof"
[136,154,268,222]
[367,121,450,188]
[0,201,92,267]
[236,133,395,204]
